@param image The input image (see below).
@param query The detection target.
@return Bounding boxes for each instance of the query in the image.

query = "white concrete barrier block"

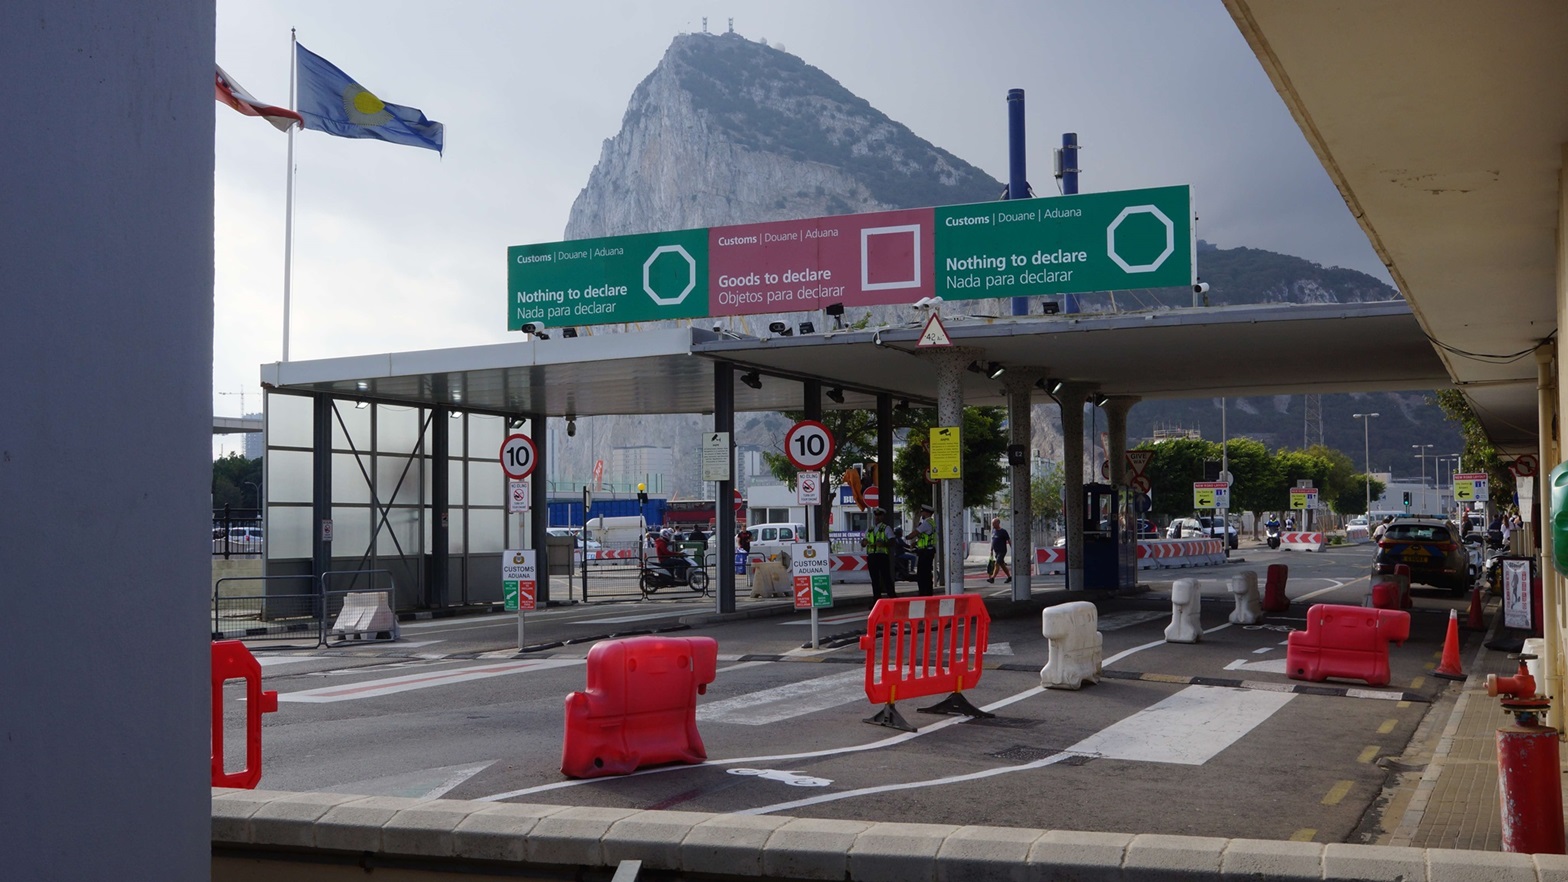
[331,592,397,639]
[1164,578,1203,644]
[1228,572,1262,625]
[1041,601,1103,690]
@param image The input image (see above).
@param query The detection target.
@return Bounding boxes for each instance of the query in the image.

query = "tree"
[1334,476,1386,516]
[1143,438,1218,519]
[1221,437,1279,516]
[1030,460,1066,535]
[1434,389,1516,503]
[891,406,1009,513]
[211,453,262,510]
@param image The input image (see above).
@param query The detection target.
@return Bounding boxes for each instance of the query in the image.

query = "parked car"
[1373,516,1470,595]
[1166,517,1202,539]
[1197,516,1240,549]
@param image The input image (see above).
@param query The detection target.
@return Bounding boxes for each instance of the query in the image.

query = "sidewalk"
[1379,604,1525,851]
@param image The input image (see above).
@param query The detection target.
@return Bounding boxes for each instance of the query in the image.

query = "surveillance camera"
[712,322,723,333]
[1193,282,1210,295]
[520,322,541,334]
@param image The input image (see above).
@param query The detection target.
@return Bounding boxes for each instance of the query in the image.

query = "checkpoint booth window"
[1081,482,1137,590]
[263,389,513,611]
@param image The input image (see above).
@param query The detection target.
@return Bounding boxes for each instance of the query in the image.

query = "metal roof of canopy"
[1226,0,1568,454]
[260,301,1447,417]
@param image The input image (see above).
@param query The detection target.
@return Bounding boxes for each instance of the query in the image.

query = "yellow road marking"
[1142,673,1190,683]
[1322,781,1354,806]
[1409,676,1425,690]
[1357,746,1380,764]
[1378,719,1397,734]
[1397,700,1410,709]
[1290,828,1318,842]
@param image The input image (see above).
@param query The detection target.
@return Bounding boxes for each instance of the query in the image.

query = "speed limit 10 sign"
[499,433,537,480]
[784,420,835,471]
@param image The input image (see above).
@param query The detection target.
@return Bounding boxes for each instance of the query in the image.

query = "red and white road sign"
[508,480,529,513]
[1513,454,1539,477]
[784,420,835,471]
[499,433,537,480]
[863,485,880,508]
[1126,449,1155,474]
[734,489,744,515]
[797,471,822,505]
[1131,474,1152,493]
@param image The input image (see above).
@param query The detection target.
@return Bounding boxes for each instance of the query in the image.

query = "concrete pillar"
[1004,373,1040,600]
[931,348,977,593]
[1103,396,1140,489]
[1055,382,1092,591]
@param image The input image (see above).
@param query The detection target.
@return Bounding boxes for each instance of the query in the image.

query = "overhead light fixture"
[1037,377,1065,396]
[824,303,845,317]
[354,400,369,410]
[566,417,577,437]
[508,417,525,429]
[895,398,910,411]
[355,381,368,391]
[741,371,762,390]
[449,410,462,419]
[1091,393,1110,407]
[1042,301,1061,315]
[826,386,845,404]
[966,361,985,375]
[987,362,1006,379]
[767,321,793,337]
[562,327,578,338]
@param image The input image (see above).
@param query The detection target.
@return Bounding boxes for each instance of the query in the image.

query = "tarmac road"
[229,541,1480,844]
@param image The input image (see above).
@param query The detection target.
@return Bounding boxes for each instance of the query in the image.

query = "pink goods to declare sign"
[707,207,934,316]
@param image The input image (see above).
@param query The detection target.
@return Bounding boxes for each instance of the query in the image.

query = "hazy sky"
[213,0,1386,453]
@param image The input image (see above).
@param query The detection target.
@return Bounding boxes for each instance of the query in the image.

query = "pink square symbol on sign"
[861,224,921,291]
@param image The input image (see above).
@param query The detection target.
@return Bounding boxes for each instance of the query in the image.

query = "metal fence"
[212,505,264,559]
[212,571,398,649]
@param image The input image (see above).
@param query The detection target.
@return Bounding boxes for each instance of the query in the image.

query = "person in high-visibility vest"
[860,507,895,599]
[913,503,938,596]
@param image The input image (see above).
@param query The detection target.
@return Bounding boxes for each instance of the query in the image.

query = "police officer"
[861,507,895,599]
[913,503,938,596]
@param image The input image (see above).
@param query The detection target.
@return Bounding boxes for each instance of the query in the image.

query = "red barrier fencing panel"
[211,640,278,789]
[561,635,718,778]
[1285,603,1410,687]
[859,595,991,729]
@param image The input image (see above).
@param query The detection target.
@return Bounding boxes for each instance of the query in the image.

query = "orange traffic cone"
[1434,609,1466,680]
[1463,585,1486,631]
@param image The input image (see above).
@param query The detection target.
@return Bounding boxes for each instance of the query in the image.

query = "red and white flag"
[215,65,302,132]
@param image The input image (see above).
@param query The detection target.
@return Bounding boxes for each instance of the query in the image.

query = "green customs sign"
[935,186,1192,300]
[508,228,709,329]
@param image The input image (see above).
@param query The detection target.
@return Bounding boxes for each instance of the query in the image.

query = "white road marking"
[989,641,1013,656]
[255,656,330,668]
[575,612,689,625]
[278,659,582,703]
[1067,686,1295,764]
[323,761,495,800]
[1252,647,1273,655]
[717,660,771,674]
[697,670,867,725]
[1225,658,1289,674]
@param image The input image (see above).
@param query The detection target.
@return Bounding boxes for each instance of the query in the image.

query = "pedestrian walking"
[986,516,1011,583]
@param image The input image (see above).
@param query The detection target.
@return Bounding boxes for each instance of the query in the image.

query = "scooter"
[1265,520,1281,550]
[640,553,709,596]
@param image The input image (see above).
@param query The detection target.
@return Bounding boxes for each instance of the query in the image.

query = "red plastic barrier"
[211,640,278,789]
[1285,603,1410,687]
[1371,581,1401,610]
[561,635,717,778]
[1394,563,1414,609]
[1261,563,1290,612]
[860,595,989,705]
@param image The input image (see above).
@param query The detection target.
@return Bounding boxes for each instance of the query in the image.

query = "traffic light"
[1402,491,1412,508]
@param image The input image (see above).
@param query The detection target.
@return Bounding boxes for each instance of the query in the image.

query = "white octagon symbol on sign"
[1106,205,1174,274]
[643,245,697,306]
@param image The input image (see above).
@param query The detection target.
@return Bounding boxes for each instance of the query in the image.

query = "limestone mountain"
[548,31,1452,504]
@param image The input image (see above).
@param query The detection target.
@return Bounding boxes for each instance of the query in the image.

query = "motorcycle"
[640,552,709,596]
[1265,520,1281,550]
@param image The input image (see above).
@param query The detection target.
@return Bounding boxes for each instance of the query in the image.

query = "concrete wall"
[1,3,215,879]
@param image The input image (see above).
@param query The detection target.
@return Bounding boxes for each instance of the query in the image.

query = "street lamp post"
[243,481,261,511]
[1412,443,1433,510]
[1354,413,1379,516]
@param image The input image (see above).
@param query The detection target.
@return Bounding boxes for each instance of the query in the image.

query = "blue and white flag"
[295,43,444,153]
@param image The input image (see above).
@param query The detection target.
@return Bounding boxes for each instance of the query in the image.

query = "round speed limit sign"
[499,433,537,480]
[784,420,835,471]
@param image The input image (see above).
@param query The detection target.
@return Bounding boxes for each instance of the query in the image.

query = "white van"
[749,522,807,545]
[584,515,647,552]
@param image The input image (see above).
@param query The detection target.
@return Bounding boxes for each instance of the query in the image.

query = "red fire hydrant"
[1488,654,1566,854]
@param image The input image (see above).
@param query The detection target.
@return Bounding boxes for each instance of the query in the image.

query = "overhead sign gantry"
[507,185,1194,329]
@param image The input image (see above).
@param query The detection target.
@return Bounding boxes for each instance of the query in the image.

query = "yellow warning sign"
[928,426,962,479]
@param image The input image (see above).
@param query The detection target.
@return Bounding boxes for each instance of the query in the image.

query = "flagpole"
[282,28,297,362]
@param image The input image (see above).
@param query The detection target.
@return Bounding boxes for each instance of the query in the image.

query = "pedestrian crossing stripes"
[277,659,583,703]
